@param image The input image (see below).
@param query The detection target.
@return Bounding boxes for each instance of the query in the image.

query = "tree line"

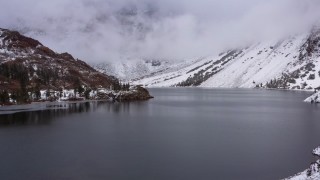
[0,62,132,104]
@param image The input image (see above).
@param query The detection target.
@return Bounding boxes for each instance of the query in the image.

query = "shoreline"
[0,100,133,115]
[2,86,314,107]
[0,86,154,107]
[285,147,320,180]
[145,86,316,92]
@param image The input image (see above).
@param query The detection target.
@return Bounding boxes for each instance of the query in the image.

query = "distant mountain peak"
[0,28,42,48]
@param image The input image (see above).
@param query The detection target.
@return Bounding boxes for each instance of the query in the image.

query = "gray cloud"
[1,0,320,62]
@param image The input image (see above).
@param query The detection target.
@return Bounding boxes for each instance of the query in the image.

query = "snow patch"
[304,91,320,103]
[314,147,320,156]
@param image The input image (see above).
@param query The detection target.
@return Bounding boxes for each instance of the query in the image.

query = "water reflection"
[0,89,319,180]
[0,101,131,126]
[97,101,137,114]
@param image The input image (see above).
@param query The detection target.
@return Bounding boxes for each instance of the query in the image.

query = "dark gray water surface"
[0,88,319,180]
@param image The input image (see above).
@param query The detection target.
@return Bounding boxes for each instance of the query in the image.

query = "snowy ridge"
[131,51,242,87]
[127,30,320,91]
[201,35,308,88]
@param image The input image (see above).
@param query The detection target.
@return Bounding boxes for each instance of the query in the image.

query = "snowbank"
[314,147,320,156]
[285,147,320,180]
[304,92,320,103]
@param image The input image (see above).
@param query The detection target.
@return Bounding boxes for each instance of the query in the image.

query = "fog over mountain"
[1,0,320,63]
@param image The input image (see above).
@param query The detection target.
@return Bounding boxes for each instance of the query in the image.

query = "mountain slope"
[0,28,117,90]
[94,59,175,81]
[0,28,152,104]
[131,29,320,91]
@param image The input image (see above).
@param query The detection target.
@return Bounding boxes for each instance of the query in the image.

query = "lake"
[0,88,319,180]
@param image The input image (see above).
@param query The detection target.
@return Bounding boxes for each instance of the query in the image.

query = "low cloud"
[1,0,320,63]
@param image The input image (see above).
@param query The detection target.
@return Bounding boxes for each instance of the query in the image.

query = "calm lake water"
[0,88,319,180]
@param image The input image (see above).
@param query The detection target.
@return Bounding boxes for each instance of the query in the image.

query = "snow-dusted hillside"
[128,29,320,90]
[0,28,117,90]
[94,59,175,81]
[201,35,313,88]
[0,28,153,105]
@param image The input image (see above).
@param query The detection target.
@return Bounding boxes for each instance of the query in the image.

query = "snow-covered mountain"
[114,28,320,91]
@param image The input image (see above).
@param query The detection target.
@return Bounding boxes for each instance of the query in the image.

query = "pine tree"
[46,90,50,100]
[84,88,92,100]
[34,89,41,100]
[78,85,84,95]
[0,91,10,104]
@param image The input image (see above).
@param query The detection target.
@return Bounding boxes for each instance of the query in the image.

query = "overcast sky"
[1,0,320,63]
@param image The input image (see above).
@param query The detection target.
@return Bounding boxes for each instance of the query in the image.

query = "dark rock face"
[116,86,154,101]
[0,28,42,49]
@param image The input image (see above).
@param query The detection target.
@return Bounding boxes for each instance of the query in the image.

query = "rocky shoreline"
[285,147,320,180]
[0,86,153,107]
[95,86,154,101]
[0,28,154,106]
[304,91,320,104]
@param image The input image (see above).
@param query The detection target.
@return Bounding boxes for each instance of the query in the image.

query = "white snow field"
[104,30,320,90]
